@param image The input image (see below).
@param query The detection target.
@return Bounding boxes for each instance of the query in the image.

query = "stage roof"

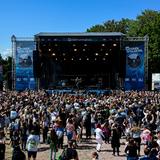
[35,32,125,37]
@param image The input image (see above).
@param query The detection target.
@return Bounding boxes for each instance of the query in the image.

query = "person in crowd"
[26,130,40,160]
[10,131,20,149]
[42,117,49,144]
[12,145,26,160]
[55,119,64,149]
[66,118,75,142]
[125,138,138,160]
[131,125,141,156]
[2,89,160,159]
[59,140,79,160]
[49,129,58,160]
[95,123,105,152]
[83,107,91,139]
[138,148,150,160]
[20,122,28,150]
[111,123,121,156]
[156,130,160,147]
[146,137,159,159]
[0,130,5,160]
[101,122,111,144]
[141,127,152,145]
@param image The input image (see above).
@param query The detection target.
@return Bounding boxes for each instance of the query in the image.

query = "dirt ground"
[5,136,145,160]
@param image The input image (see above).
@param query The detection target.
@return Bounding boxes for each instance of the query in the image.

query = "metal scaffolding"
[11,34,149,91]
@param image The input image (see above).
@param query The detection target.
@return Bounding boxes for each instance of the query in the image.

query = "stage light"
[49,48,51,51]
[100,48,103,51]
[55,58,58,60]
[102,44,105,46]
[74,48,77,52]
[95,53,99,56]
[52,53,56,56]
[83,48,85,51]
[79,58,82,60]
[84,44,87,46]
[71,58,74,60]
[105,53,108,56]
[95,58,97,61]
[86,58,89,61]
[103,58,106,61]
[64,58,66,61]
[113,43,117,47]
[63,53,66,56]
[73,44,76,47]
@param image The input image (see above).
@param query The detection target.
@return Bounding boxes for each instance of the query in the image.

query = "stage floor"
[46,88,112,95]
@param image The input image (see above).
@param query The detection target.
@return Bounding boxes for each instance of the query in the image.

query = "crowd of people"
[0,90,160,160]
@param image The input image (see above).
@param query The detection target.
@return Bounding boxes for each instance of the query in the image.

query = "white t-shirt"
[157,139,160,147]
[10,110,17,120]
[27,134,39,152]
[95,128,104,140]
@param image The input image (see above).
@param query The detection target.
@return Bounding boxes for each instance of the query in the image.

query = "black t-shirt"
[12,146,26,160]
[66,148,78,160]
[125,145,138,157]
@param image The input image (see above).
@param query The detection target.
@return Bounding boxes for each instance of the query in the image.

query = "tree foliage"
[0,54,12,89]
[87,9,160,74]
[87,18,134,34]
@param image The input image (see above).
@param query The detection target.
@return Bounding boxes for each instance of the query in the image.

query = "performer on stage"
[75,77,81,90]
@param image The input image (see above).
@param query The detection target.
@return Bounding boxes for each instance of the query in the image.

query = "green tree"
[86,24,105,32]
[0,53,12,90]
[135,10,160,73]
[87,18,135,34]
[87,9,160,74]
[3,56,12,89]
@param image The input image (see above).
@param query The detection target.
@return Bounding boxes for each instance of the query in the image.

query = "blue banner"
[124,44,145,90]
[15,41,36,91]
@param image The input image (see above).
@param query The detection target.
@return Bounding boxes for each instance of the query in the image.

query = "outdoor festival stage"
[34,32,126,90]
[12,32,148,91]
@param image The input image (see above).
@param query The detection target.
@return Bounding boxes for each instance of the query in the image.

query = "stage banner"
[124,43,145,90]
[15,41,36,90]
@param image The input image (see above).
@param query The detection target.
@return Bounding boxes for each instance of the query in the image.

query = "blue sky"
[0,0,160,58]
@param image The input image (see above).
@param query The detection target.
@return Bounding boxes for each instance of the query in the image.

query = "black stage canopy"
[34,32,126,90]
